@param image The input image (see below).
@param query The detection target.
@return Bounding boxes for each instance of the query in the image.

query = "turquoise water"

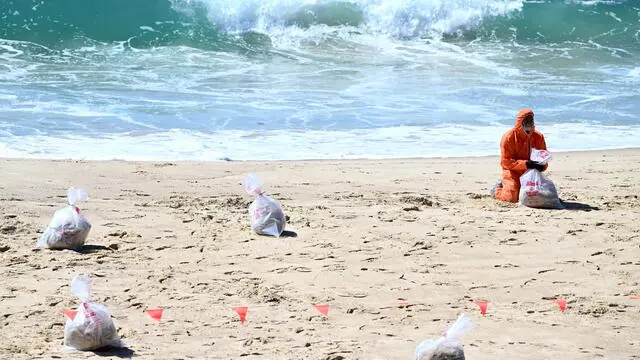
[1,0,639,160]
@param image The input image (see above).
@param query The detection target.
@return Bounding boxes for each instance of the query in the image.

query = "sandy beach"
[0,149,639,359]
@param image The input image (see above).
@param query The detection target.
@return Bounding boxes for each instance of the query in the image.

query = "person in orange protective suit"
[491,108,548,203]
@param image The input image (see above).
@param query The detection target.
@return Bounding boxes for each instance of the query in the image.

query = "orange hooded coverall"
[495,108,548,203]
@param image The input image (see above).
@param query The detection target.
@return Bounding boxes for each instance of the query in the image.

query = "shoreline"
[1,146,639,164]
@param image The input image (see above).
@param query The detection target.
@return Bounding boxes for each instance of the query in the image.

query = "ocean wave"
[0,0,637,52]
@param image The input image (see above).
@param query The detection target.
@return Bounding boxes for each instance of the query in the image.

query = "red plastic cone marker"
[146,309,164,321]
[232,306,248,324]
[630,296,640,300]
[313,304,329,316]
[554,299,567,312]
[393,301,410,307]
[60,310,78,321]
[474,301,488,316]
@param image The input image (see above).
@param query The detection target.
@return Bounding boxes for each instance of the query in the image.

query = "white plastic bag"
[519,149,563,209]
[415,313,474,360]
[519,170,563,209]
[38,187,92,249]
[64,276,124,351]
[244,174,286,237]
[530,148,553,165]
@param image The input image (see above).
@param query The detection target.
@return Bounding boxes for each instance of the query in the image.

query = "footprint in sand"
[499,237,525,246]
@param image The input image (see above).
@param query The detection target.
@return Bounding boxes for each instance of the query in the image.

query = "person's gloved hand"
[526,160,545,171]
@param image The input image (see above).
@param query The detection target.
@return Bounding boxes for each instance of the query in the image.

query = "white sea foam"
[1,124,639,161]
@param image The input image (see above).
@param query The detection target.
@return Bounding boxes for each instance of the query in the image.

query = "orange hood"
[515,108,535,133]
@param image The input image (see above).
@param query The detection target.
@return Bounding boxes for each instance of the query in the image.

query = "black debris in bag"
[519,149,563,209]
[415,314,474,360]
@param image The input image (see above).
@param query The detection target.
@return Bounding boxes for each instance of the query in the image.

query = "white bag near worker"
[530,148,553,165]
[243,174,286,237]
[415,313,474,360]
[38,187,92,249]
[519,149,563,209]
[63,276,124,351]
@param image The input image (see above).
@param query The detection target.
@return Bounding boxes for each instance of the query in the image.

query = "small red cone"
[630,296,640,300]
[313,304,329,316]
[474,301,488,316]
[554,299,567,312]
[60,310,78,321]
[232,306,248,324]
[145,309,164,321]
